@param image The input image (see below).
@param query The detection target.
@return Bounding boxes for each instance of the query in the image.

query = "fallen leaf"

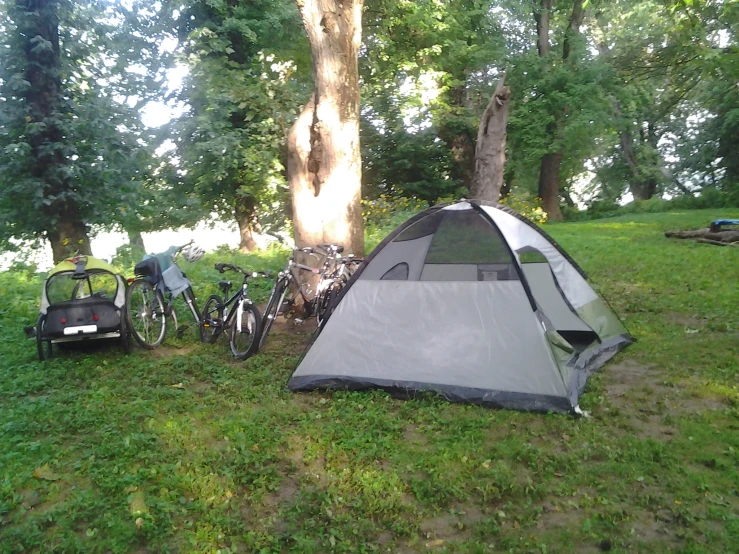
[426,539,445,547]
[513,521,520,529]
[128,490,149,515]
[252,444,260,452]
[33,464,61,481]
[481,459,491,469]
[170,382,184,389]
[135,517,144,530]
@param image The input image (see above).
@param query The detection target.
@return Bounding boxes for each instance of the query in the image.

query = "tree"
[0,0,93,261]
[288,0,364,256]
[470,75,511,202]
[0,0,170,262]
[533,0,585,220]
[171,0,308,252]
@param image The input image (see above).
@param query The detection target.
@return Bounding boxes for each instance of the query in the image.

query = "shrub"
[499,189,548,224]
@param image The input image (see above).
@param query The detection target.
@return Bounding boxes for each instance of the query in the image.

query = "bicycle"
[125,241,204,349]
[315,253,364,326]
[259,243,345,349]
[200,263,267,360]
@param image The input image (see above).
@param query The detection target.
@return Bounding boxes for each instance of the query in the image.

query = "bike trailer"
[35,255,130,360]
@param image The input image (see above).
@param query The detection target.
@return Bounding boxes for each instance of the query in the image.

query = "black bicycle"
[200,263,267,360]
[125,242,203,349]
[259,243,345,349]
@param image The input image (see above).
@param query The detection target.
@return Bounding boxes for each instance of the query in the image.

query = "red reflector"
[127,278,135,284]
[93,314,99,321]
[60,317,67,324]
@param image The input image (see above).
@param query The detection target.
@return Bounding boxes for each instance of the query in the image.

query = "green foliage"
[499,188,548,224]
[0,0,173,247]
[2,209,739,552]
[169,0,309,236]
[563,188,739,221]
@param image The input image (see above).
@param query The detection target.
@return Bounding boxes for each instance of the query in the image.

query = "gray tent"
[288,201,633,413]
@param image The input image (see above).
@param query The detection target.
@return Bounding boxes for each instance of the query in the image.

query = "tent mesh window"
[393,210,446,242]
[420,209,520,282]
[381,262,410,281]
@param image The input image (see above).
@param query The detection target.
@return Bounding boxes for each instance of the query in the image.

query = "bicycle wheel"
[181,287,204,342]
[201,294,224,344]
[126,279,166,349]
[229,301,262,360]
[317,284,341,328]
[119,309,132,354]
[36,313,52,361]
[260,277,287,350]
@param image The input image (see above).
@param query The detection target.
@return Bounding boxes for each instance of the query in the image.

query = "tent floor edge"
[287,375,574,414]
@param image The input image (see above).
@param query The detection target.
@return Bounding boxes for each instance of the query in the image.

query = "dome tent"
[288,200,634,413]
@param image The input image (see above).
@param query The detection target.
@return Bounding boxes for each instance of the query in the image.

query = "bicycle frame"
[218,280,252,332]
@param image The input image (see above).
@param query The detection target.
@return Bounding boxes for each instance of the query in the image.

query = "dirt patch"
[626,413,676,441]
[601,361,725,440]
[151,345,196,358]
[403,424,428,446]
[624,508,680,548]
[418,505,487,543]
[668,312,707,330]
[602,361,676,404]
[191,381,211,394]
[264,477,299,508]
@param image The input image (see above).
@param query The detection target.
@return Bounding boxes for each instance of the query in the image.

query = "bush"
[563,188,739,221]
[499,189,548,224]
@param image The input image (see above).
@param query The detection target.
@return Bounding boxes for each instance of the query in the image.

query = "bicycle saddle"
[319,244,344,254]
[218,280,232,291]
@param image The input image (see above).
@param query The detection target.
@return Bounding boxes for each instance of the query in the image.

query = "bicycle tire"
[181,287,204,342]
[36,313,51,361]
[229,301,262,360]
[317,284,340,328]
[201,294,224,344]
[260,277,287,350]
[126,279,166,349]
[120,309,132,354]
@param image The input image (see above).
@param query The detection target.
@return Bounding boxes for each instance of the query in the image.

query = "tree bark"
[18,0,91,260]
[234,194,259,252]
[470,76,511,203]
[48,219,92,264]
[539,152,564,220]
[127,230,145,250]
[289,0,365,257]
[534,0,552,57]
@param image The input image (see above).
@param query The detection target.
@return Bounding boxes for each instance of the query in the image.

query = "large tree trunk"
[234,195,259,252]
[289,0,364,257]
[539,152,564,220]
[470,76,511,203]
[20,0,90,261]
[48,219,92,264]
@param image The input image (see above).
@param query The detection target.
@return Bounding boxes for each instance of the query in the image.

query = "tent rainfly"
[288,200,634,414]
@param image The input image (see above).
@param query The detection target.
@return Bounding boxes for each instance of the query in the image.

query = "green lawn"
[1,209,738,553]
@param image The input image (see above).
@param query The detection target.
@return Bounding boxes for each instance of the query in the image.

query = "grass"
[1,209,738,553]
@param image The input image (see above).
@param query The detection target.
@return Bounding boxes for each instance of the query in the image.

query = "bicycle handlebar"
[215,263,274,278]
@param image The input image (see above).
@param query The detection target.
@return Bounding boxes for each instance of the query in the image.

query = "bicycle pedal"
[176,324,189,338]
